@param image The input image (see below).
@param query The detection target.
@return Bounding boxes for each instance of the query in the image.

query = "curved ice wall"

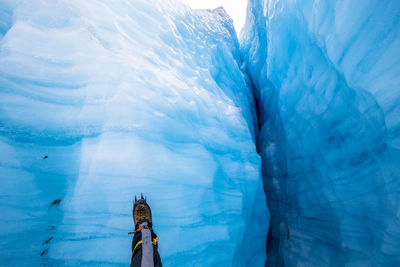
[241,0,400,266]
[0,0,269,265]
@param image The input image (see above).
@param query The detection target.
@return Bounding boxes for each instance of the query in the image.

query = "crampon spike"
[141,193,144,199]
[134,195,137,201]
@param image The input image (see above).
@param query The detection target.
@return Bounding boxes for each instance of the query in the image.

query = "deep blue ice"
[241,0,400,266]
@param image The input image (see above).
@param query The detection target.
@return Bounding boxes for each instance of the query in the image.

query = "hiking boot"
[133,195,152,230]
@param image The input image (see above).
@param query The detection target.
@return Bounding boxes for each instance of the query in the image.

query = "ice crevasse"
[0,0,268,266]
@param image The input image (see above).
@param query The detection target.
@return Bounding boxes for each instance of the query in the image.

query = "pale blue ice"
[0,0,399,266]
[0,0,267,266]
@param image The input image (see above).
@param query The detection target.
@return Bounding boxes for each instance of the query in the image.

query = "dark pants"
[130,228,162,267]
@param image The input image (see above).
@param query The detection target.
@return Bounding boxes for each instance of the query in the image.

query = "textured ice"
[3,0,400,265]
[0,0,268,266]
[241,0,400,266]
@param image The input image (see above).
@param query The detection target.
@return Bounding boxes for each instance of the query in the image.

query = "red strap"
[128,226,145,235]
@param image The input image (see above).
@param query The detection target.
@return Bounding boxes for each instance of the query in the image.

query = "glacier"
[1,0,400,266]
[241,0,400,266]
[0,0,268,266]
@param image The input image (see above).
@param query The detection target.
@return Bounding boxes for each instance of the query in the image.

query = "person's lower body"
[131,238,162,267]
[131,196,162,267]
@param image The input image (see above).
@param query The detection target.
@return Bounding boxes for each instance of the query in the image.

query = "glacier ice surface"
[0,0,268,266]
[2,0,400,265]
[241,0,400,266]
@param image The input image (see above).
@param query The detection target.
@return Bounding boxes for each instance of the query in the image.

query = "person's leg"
[130,223,162,267]
[131,196,162,267]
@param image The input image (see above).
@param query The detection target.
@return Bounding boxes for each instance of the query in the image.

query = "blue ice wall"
[241,0,400,266]
[0,1,268,265]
